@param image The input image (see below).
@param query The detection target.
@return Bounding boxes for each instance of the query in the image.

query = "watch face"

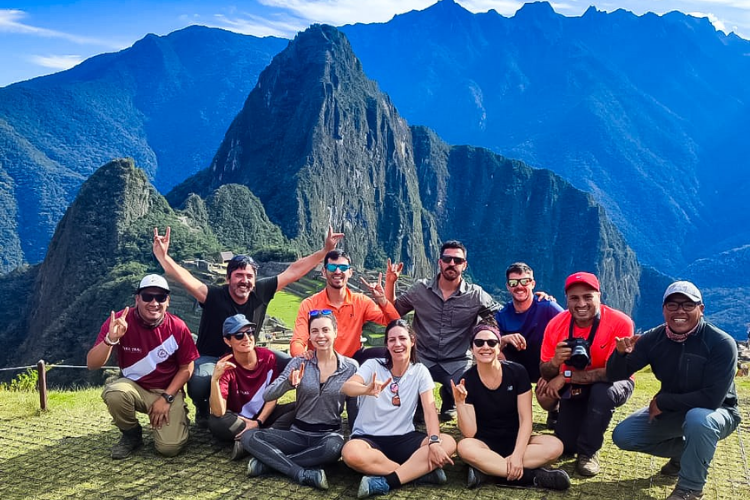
[162,393,174,403]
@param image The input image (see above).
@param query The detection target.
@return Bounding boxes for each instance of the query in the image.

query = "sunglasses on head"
[440,255,466,265]
[473,338,500,348]
[139,292,169,303]
[225,329,254,341]
[309,309,333,318]
[390,382,400,407]
[325,263,351,273]
[507,278,533,287]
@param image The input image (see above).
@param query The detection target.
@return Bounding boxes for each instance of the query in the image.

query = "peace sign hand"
[153,227,171,260]
[290,362,306,387]
[108,307,129,342]
[364,373,392,397]
[360,273,386,303]
[324,226,345,252]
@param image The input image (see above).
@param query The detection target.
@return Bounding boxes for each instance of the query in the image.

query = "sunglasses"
[325,263,351,273]
[507,278,533,287]
[473,338,500,348]
[225,329,254,341]
[139,292,169,303]
[664,301,699,312]
[390,382,401,407]
[440,255,466,265]
[309,309,334,318]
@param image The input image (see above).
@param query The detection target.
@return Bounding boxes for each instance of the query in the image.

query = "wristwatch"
[161,392,175,404]
[563,369,573,384]
[428,435,442,445]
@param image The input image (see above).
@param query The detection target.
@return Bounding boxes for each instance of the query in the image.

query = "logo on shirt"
[157,349,168,359]
[507,385,514,391]
[122,346,141,353]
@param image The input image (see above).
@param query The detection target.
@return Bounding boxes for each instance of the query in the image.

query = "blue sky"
[2,0,749,88]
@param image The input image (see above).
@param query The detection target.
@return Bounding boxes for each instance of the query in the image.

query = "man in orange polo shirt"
[290,249,400,362]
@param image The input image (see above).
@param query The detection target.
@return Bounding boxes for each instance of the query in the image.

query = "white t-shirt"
[352,359,434,436]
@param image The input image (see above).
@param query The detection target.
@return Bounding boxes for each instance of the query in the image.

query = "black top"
[464,361,532,443]
[196,276,278,357]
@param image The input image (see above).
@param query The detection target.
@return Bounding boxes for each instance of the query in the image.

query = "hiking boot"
[358,475,390,498]
[660,457,681,476]
[246,457,270,477]
[415,468,447,485]
[666,487,704,500]
[576,452,600,476]
[230,440,248,461]
[546,410,559,430]
[467,466,487,489]
[298,469,329,490]
[439,408,457,422]
[532,468,571,490]
[111,425,143,459]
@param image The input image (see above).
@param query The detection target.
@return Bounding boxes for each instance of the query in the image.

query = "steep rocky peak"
[514,1,558,20]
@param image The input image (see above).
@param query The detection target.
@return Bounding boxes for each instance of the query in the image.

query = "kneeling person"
[209,314,295,459]
[87,274,199,459]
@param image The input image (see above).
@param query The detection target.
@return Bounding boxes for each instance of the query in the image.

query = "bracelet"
[103,334,120,346]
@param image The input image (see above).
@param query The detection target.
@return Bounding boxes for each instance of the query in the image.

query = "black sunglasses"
[139,292,169,303]
[473,338,500,348]
[507,278,533,287]
[309,309,333,318]
[440,255,466,265]
[225,329,254,341]
[664,301,699,312]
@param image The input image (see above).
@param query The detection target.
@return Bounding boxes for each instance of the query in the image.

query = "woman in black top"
[453,325,570,490]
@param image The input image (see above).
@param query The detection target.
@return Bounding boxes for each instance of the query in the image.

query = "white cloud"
[0,9,116,46]
[256,0,437,25]
[29,54,83,70]
[212,13,305,37]
[689,11,728,31]
[458,1,524,15]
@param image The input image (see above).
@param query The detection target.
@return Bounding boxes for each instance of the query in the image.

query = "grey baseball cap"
[663,281,702,303]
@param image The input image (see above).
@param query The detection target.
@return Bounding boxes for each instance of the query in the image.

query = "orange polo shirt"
[290,288,401,357]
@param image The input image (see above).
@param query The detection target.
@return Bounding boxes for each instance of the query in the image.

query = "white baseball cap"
[663,281,701,303]
[137,274,170,292]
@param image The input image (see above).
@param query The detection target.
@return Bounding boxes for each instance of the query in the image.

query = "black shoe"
[111,425,143,459]
[439,408,457,422]
[666,487,704,500]
[532,468,571,490]
[299,469,329,490]
[660,458,681,476]
[195,409,209,429]
[230,440,249,461]
[415,468,447,485]
[467,466,487,489]
[546,410,559,430]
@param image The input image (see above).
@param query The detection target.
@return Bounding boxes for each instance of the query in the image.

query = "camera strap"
[567,312,601,344]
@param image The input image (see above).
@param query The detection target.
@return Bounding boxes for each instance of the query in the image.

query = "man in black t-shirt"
[153,226,343,425]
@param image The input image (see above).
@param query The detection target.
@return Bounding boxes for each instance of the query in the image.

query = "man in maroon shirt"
[87,274,199,459]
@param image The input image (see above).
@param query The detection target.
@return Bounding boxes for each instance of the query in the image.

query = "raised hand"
[360,273,386,303]
[290,362,306,387]
[108,307,129,342]
[363,373,392,397]
[324,225,345,252]
[450,378,468,405]
[501,333,527,351]
[385,258,403,283]
[153,227,171,261]
[615,335,640,355]
[212,354,237,381]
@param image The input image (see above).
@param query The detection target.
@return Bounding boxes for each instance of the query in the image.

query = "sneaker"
[358,475,390,498]
[532,468,571,490]
[546,410,559,430]
[666,487,704,500]
[246,457,270,477]
[660,458,681,476]
[415,468,447,485]
[111,426,143,459]
[467,466,487,489]
[230,440,248,461]
[439,408,457,422]
[576,452,600,477]
[299,469,329,490]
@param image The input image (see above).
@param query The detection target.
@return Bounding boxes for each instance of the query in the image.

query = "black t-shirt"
[196,276,278,357]
[464,361,531,443]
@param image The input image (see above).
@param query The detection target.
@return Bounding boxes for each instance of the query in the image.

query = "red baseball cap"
[564,272,600,292]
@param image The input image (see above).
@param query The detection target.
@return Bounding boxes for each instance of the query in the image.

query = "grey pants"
[208,402,296,441]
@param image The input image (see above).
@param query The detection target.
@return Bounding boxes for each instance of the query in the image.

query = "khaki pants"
[102,378,189,457]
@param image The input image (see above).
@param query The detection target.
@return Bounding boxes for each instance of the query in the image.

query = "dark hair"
[440,240,467,258]
[308,313,338,334]
[227,255,259,278]
[380,319,417,370]
[505,262,533,280]
[324,249,351,267]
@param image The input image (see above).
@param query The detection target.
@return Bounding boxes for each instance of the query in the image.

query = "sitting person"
[209,314,296,459]
[242,311,358,490]
[453,325,570,490]
[341,319,457,498]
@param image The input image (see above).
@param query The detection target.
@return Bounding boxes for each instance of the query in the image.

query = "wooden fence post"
[37,360,47,411]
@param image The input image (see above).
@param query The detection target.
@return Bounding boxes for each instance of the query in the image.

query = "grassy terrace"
[1,371,748,500]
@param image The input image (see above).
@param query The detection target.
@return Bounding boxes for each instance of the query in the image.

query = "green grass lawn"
[0,372,748,499]
[266,290,303,328]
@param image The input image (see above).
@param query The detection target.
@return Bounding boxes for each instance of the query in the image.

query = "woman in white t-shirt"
[341,319,456,498]
[453,324,570,490]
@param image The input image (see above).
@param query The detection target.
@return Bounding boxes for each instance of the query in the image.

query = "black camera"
[565,337,591,370]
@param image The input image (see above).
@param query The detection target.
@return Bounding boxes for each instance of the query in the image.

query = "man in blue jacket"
[606,281,740,500]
